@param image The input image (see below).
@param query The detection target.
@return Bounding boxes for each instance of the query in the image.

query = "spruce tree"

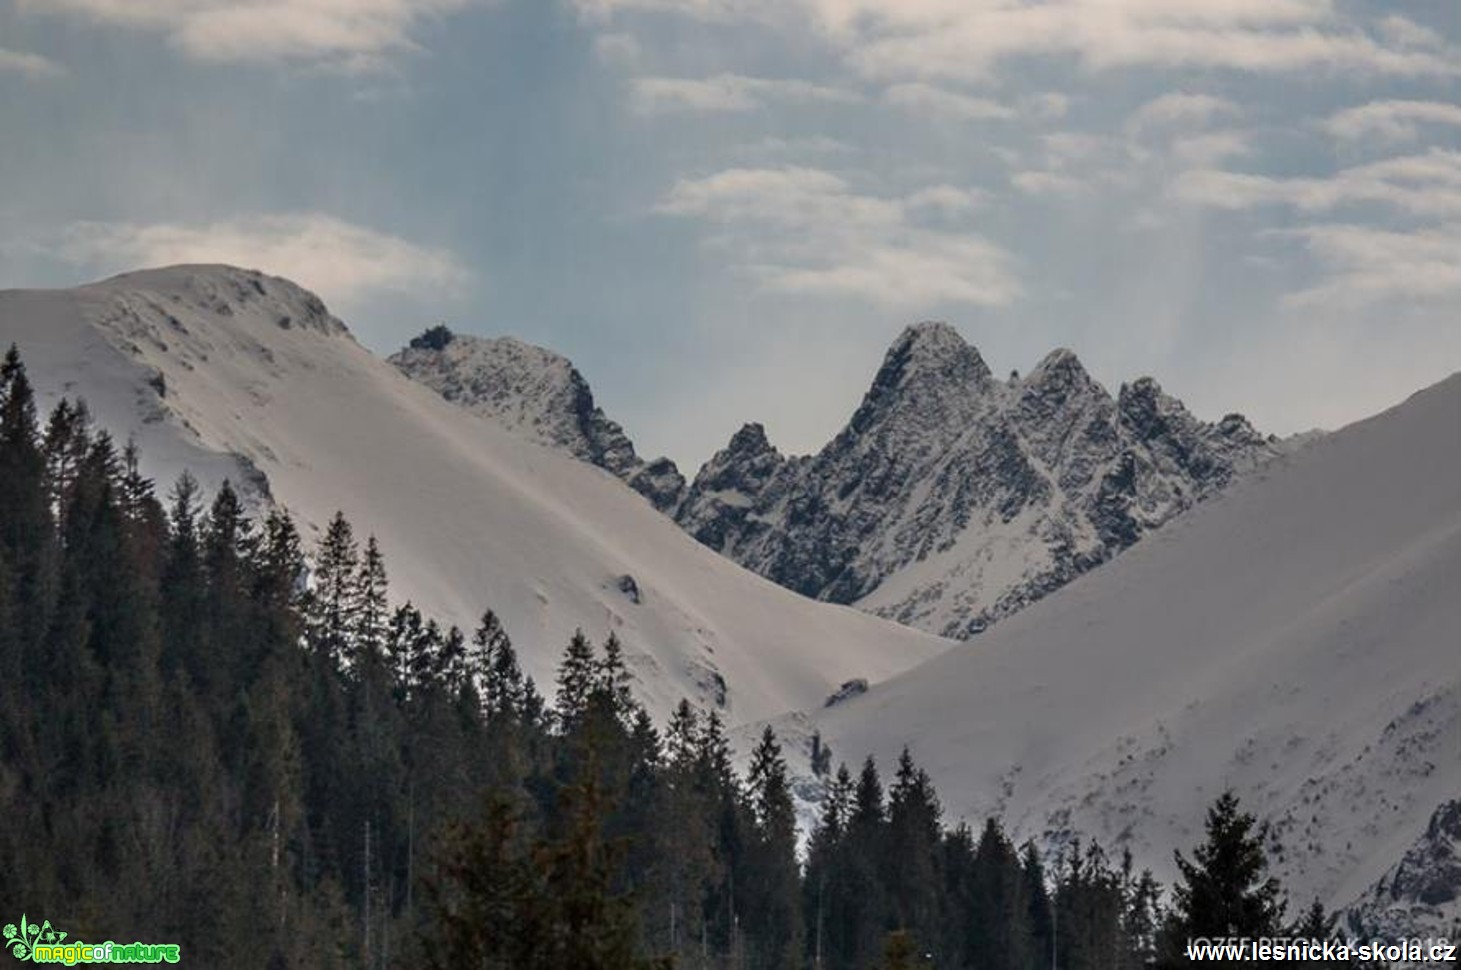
[0,350,56,690]
[1159,791,1286,966]
[308,511,359,666]
[746,727,802,969]
[353,535,389,665]
[555,629,598,734]
[595,632,635,728]
[887,748,943,956]
[974,818,1035,970]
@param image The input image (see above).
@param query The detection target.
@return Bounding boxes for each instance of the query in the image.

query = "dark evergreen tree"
[353,535,389,665]
[1158,791,1286,967]
[307,511,359,665]
[555,629,597,735]
[746,727,803,969]
[595,631,635,728]
[1120,848,1163,970]
[886,748,943,958]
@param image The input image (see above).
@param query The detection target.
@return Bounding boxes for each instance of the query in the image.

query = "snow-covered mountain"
[390,327,685,511]
[395,321,1280,640]
[680,322,1279,638]
[0,265,949,725]
[810,372,1461,933]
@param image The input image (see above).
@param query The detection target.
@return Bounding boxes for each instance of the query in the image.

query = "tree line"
[0,346,1349,968]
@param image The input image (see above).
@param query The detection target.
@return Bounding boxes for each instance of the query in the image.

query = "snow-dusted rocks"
[677,322,1282,638]
[814,372,1461,932]
[387,319,1278,640]
[1,265,950,726]
[390,329,686,511]
[1344,799,1461,941]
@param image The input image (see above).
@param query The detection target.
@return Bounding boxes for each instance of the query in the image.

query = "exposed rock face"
[390,330,686,511]
[674,323,1281,637]
[394,321,1280,639]
[1345,799,1461,941]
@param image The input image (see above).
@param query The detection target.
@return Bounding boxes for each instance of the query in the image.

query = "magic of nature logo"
[4,915,180,964]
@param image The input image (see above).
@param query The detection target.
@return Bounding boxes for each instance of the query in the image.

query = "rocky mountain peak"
[1025,347,1091,392]
[1018,348,1106,430]
[1116,376,1173,436]
[874,321,993,393]
[895,319,971,352]
[392,316,1284,642]
[673,326,1283,638]
[390,329,685,511]
[846,322,995,443]
[1213,411,1268,447]
[724,422,777,459]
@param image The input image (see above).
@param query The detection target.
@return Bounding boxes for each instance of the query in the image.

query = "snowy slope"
[0,265,949,725]
[814,373,1461,926]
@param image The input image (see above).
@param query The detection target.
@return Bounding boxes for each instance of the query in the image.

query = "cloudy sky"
[1,0,1457,470]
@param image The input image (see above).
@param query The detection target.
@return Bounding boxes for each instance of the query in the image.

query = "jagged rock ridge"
[676,322,1280,637]
[392,321,1279,639]
[390,328,685,511]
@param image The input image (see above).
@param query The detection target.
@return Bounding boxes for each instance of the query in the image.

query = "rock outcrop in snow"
[677,322,1280,638]
[1344,799,1461,941]
[390,328,686,511]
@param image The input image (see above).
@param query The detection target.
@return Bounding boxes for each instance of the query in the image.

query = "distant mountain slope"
[813,372,1461,931]
[0,265,949,725]
[396,321,1280,640]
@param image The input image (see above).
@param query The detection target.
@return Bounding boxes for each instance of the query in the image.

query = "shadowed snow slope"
[0,265,949,725]
[817,372,1461,927]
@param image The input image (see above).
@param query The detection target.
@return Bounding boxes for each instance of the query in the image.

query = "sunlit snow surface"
[0,265,949,726]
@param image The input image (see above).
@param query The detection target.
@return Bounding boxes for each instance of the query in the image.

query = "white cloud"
[0,47,66,78]
[51,213,470,309]
[656,166,1017,308]
[853,6,1461,81]
[1322,100,1461,142]
[629,73,861,115]
[1010,131,1147,196]
[1169,130,1252,167]
[1274,222,1461,308]
[1011,170,1085,197]
[1172,149,1461,217]
[1128,93,1240,133]
[20,0,474,68]
[1376,15,1447,51]
[575,1,1461,81]
[883,82,1013,122]
[734,135,856,162]
[905,185,984,216]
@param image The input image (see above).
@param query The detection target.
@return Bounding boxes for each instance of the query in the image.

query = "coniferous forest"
[0,345,1346,968]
